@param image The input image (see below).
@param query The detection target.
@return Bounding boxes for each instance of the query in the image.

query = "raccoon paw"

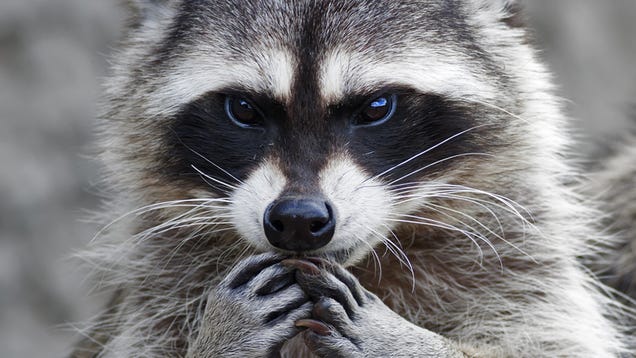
[283,258,371,357]
[288,258,462,358]
[188,253,312,358]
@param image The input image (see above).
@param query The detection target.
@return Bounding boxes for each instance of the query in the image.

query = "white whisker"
[381,223,416,292]
[387,153,492,185]
[90,198,231,244]
[387,216,494,267]
[353,232,383,284]
[364,124,490,184]
[461,98,531,125]
[172,131,246,186]
[192,165,239,191]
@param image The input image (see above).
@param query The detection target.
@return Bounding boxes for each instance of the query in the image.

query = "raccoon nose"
[263,198,336,252]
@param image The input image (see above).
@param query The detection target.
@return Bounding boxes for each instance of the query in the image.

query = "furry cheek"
[229,159,287,250]
[227,154,397,262]
[318,155,395,261]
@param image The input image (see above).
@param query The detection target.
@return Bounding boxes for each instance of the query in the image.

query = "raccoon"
[72,0,633,357]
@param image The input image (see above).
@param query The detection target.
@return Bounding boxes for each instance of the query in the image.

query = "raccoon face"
[113,1,528,264]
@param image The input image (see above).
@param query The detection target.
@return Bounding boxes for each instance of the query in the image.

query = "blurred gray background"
[0,1,635,357]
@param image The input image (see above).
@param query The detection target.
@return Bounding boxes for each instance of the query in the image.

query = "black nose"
[263,197,336,252]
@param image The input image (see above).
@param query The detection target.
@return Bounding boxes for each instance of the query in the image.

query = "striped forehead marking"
[148,45,496,118]
[318,49,497,104]
[147,47,297,116]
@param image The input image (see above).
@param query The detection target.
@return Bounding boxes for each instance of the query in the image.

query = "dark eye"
[354,94,397,126]
[225,96,264,128]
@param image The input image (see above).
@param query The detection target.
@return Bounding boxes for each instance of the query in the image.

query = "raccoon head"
[106,0,556,265]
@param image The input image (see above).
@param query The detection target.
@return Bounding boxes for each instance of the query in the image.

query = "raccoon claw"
[299,299,362,358]
[227,253,285,289]
[294,260,368,319]
[310,297,359,339]
[294,262,439,357]
[310,258,368,305]
[304,257,332,267]
[281,258,322,275]
[190,254,312,357]
[295,318,332,336]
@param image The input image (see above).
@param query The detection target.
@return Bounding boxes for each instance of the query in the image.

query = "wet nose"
[263,197,336,252]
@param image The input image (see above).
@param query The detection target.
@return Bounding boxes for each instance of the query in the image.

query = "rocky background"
[0,1,635,357]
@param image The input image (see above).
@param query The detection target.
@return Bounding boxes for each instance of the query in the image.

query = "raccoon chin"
[263,241,370,267]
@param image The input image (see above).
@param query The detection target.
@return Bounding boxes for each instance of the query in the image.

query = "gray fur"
[187,254,313,357]
[72,1,634,357]
[590,138,636,300]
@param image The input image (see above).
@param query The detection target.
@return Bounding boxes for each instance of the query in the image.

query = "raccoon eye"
[225,96,264,128]
[354,94,397,126]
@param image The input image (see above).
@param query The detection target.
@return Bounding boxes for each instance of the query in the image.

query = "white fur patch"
[229,159,287,250]
[229,154,396,263]
[319,48,497,104]
[319,155,394,263]
[147,48,296,117]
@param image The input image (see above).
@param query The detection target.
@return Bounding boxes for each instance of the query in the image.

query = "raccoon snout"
[263,197,336,252]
